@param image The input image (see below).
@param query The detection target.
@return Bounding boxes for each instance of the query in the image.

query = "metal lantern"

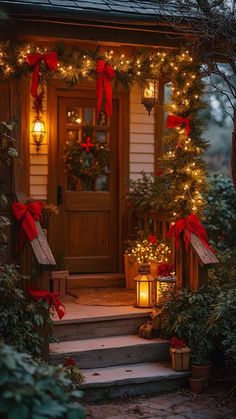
[141,79,159,115]
[135,263,154,308]
[31,117,46,151]
[155,275,176,305]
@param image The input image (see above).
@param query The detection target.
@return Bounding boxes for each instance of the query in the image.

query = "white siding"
[129,84,155,180]
[29,87,48,200]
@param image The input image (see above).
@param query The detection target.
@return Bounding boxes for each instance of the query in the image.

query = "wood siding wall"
[129,84,155,181]
[29,87,48,200]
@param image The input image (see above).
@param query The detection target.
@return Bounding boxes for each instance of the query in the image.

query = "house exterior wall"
[29,84,155,200]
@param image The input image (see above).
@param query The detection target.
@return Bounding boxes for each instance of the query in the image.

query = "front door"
[56,93,119,273]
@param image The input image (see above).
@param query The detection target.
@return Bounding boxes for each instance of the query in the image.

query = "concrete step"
[53,311,151,341]
[50,335,170,368]
[80,362,190,401]
[67,273,125,289]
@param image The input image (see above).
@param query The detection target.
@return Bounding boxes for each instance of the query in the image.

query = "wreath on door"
[63,123,110,181]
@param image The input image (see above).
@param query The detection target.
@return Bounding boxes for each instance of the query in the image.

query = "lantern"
[135,263,154,308]
[141,79,159,115]
[155,275,176,305]
[31,117,46,151]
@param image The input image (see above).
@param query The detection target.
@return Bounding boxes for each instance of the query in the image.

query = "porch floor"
[54,294,151,323]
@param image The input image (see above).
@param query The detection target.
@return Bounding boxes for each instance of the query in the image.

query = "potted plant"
[124,230,172,289]
[170,336,191,372]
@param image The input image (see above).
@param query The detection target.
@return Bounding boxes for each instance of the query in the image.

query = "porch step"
[67,273,125,289]
[50,335,170,368]
[53,311,151,341]
[80,362,189,401]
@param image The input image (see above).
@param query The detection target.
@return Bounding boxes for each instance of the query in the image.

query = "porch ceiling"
[0,0,198,46]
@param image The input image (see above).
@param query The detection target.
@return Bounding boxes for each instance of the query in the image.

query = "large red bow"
[167,213,210,251]
[28,287,65,320]
[96,60,115,118]
[26,52,58,97]
[166,115,191,136]
[12,201,44,247]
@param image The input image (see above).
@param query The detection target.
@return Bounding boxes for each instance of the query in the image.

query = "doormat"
[68,287,136,306]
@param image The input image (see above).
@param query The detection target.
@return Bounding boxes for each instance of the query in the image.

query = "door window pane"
[83,108,94,124]
[67,107,82,125]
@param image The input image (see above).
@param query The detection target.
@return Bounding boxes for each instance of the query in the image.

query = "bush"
[204,173,236,250]
[0,264,55,355]
[0,343,85,419]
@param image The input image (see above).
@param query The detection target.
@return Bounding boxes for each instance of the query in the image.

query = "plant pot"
[170,347,191,371]
[50,270,69,299]
[189,377,205,394]
[191,363,211,382]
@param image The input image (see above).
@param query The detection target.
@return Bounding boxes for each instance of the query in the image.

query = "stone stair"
[50,304,189,400]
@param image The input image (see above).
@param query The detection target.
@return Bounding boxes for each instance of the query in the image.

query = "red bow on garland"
[12,201,44,247]
[26,52,58,97]
[96,60,115,118]
[167,213,210,252]
[80,137,94,153]
[166,115,191,136]
[28,287,65,320]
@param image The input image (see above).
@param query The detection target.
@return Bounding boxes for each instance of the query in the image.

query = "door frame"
[47,80,129,273]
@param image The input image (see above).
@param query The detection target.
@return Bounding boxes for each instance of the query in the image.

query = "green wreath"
[63,124,110,181]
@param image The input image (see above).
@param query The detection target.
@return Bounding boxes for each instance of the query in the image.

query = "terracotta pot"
[191,363,211,382]
[170,347,191,371]
[189,377,205,394]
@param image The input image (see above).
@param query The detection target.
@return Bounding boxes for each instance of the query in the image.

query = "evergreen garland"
[0,40,209,218]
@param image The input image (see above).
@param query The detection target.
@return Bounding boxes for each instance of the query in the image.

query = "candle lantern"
[31,117,46,151]
[141,79,159,115]
[155,275,176,306]
[135,263,154,308]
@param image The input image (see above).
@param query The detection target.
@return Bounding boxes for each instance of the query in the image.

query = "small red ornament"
[148,234,157,244]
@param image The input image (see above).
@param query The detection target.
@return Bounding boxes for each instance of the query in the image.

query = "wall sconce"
[135,263,154,308]
[31,117,46,151]
[31,90,46,152]
[141,79,159,115]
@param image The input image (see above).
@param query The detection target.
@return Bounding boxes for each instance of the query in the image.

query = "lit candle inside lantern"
[144,82,154,98]
[139,275,150,306]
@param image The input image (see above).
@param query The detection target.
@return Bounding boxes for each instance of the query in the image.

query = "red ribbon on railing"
[12,201,44,247]
[166,115,191,136]
[166,213,210,251]
[28,287,65,320]
[80,137,94,153]
[26,52,58,97]
[96,60,115,118]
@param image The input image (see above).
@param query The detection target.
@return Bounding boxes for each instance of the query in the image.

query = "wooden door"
[57,95,118,273]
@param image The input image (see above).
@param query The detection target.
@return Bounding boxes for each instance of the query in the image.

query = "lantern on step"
[135,263,154,308]
[155,263,176,306]
[141,79,159,115]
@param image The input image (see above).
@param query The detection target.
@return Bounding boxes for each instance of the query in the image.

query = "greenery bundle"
[0,264,55,355]
[0,343,85,419]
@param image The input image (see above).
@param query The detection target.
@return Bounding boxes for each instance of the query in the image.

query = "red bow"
[26,52,58,97]
[166,115,191,136]
[80,137,94,153]
[96,60,115,118]
[12,201,44,247]
[28,287,65,320]
[148,234,157,245]
[167,213,209,251]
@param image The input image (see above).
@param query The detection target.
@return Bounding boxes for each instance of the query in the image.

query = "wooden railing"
[129,209,219,291]
[14,192,56,360]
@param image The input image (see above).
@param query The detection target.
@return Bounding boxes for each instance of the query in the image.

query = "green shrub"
[204,173,236,250]
[0,343,85,419]
[0,264,55,355]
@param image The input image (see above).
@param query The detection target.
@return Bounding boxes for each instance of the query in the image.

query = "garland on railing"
[0,40,208,218]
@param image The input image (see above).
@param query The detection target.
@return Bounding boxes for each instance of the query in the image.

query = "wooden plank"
[31,221,56,268]
[190,233,219,266]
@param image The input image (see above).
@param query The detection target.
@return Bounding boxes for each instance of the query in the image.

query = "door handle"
[57,185,63,206]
